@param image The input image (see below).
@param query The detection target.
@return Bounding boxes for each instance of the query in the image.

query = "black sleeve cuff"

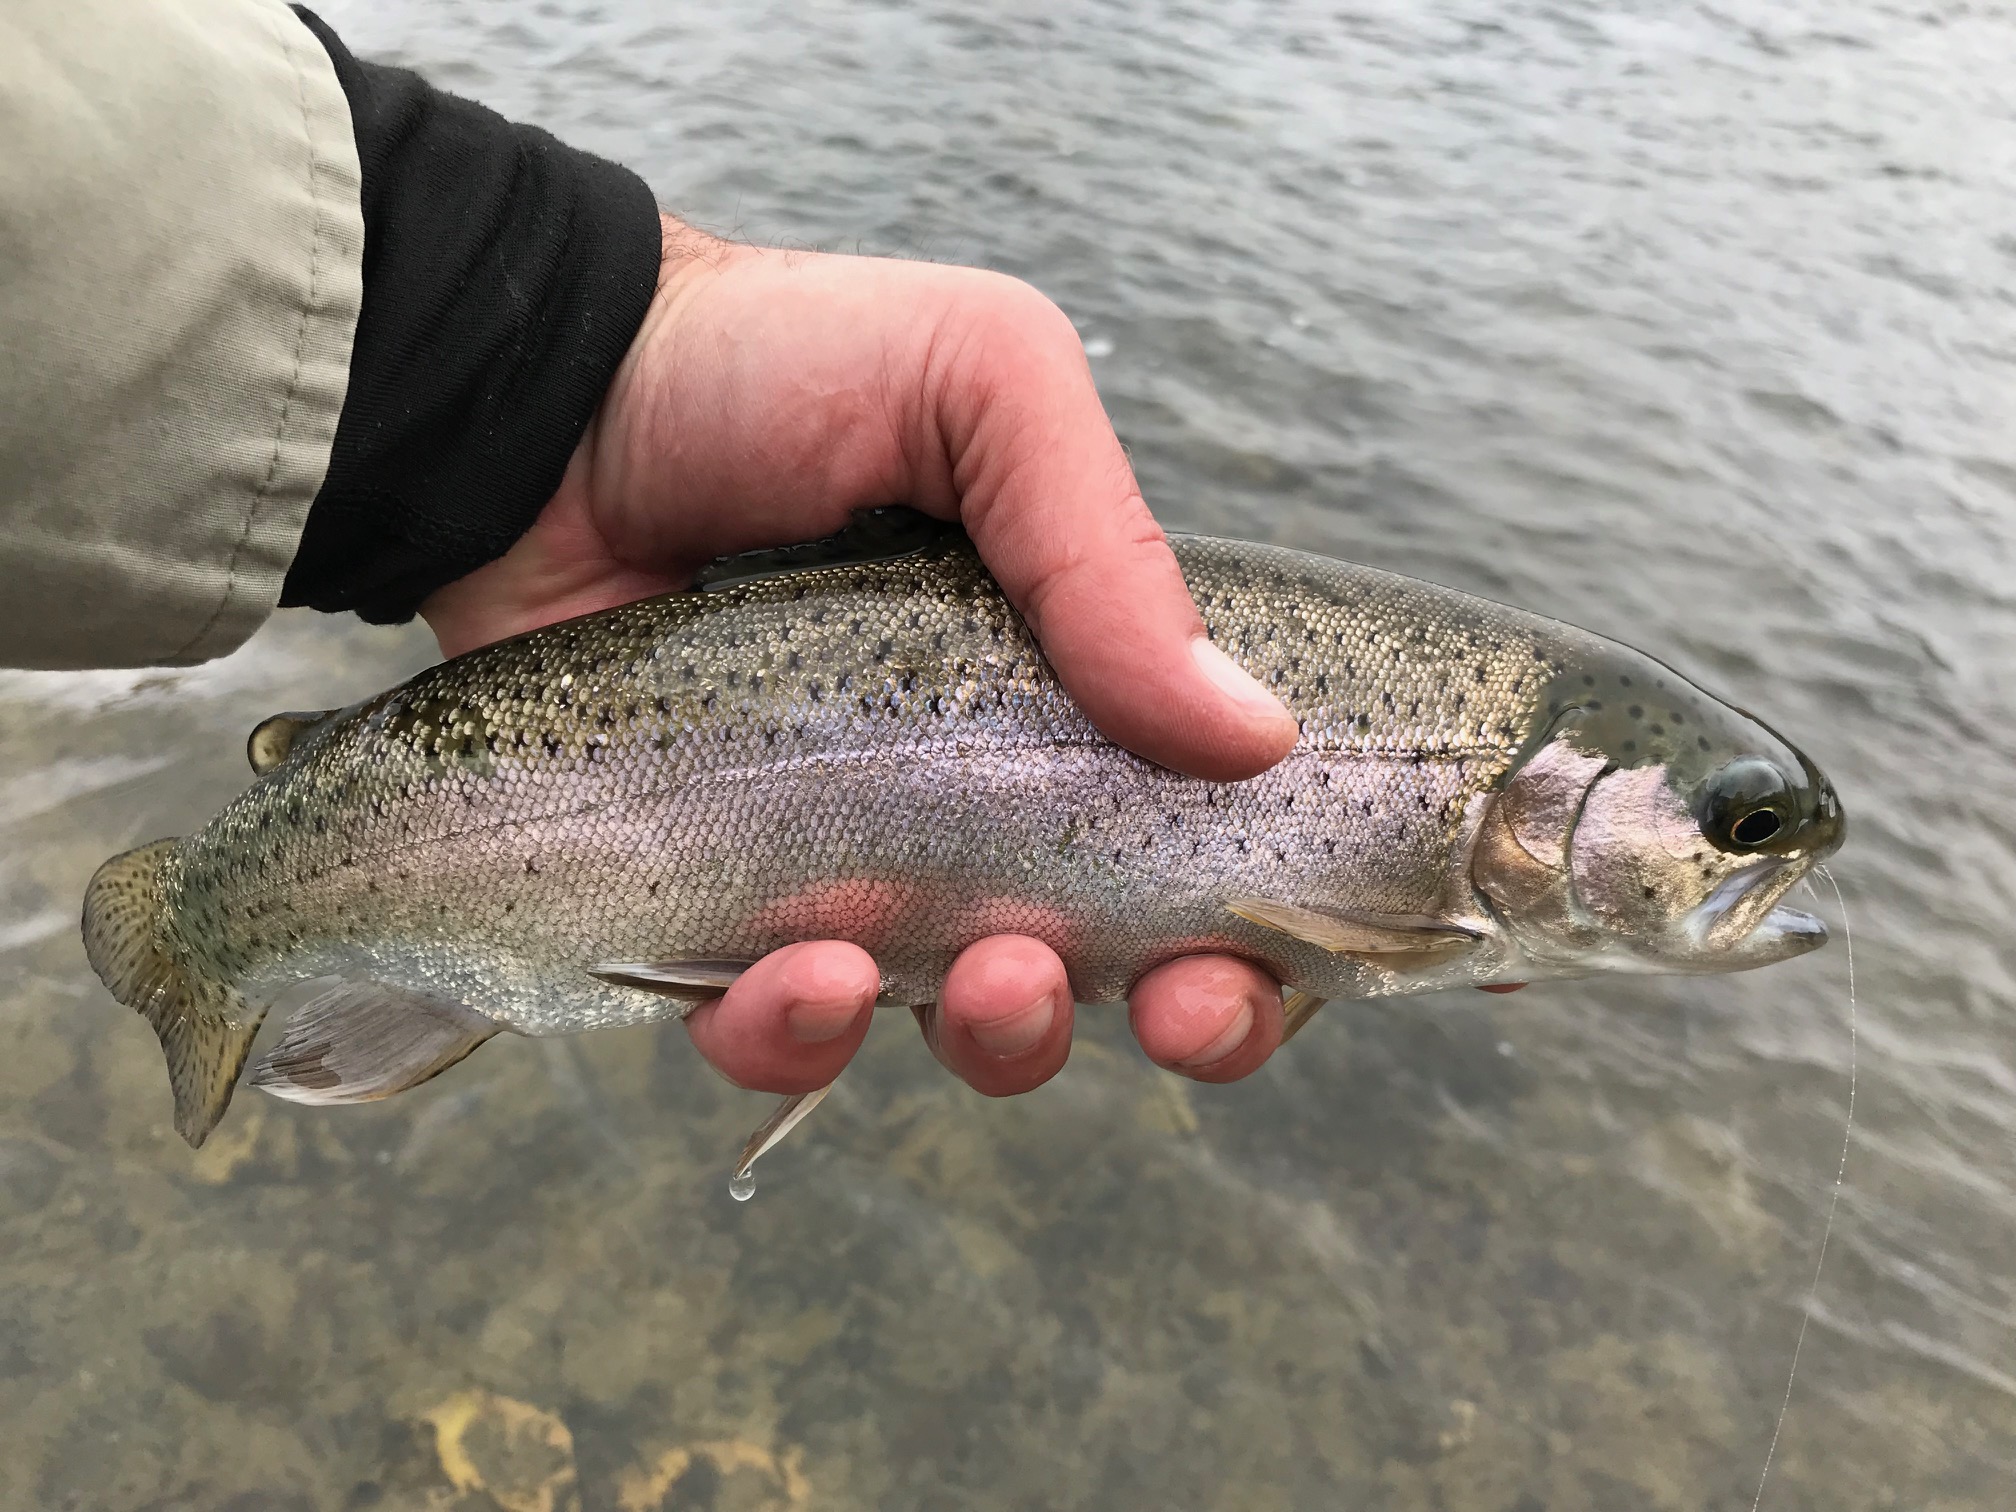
[281,6,662,624]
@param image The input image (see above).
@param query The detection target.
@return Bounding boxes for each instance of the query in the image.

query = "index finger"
[929,277,1299,782]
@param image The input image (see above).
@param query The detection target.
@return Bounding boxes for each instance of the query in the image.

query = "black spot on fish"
[1629,705,1644,719]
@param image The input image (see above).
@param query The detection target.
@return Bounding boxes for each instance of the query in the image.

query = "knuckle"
[955,272,1083,368]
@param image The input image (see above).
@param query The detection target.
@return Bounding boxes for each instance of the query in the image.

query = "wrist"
[281,7,662,627]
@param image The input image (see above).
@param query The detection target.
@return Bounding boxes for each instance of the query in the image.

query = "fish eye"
[1700,757,1795,853]
[1729,809,1783,846]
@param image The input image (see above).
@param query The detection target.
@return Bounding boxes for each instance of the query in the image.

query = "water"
[4,1,2013,1507]
[729,1172,757,1204]
[1749,864,1856,1512]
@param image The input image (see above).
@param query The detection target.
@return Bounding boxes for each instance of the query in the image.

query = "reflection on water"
[5,0,2014,1506]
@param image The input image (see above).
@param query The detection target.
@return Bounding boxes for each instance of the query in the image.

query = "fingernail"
[1192,637,1292,722]
[967,991,1057,1058]
[787,994,865,1043]
[1175,998,1254,1069]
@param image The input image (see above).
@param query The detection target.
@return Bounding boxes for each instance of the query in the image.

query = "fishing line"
[1750,863,1856,1512]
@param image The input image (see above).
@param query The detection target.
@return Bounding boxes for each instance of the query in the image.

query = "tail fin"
[81,839,266,1148]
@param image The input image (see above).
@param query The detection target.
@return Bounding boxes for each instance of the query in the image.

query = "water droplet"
[728,1170,756,1202]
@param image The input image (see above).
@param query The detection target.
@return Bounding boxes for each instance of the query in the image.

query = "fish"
[81,520,1844,1168]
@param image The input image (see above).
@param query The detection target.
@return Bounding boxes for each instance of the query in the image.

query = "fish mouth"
[1751,902,1829,956]
[1687,860,1828,960]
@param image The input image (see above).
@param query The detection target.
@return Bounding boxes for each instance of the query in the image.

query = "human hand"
[421,217,1301,1097]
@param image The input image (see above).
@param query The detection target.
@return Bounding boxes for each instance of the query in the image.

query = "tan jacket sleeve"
[0,0,363,669]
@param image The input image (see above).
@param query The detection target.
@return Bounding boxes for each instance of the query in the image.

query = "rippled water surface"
[5,1,2013,1507]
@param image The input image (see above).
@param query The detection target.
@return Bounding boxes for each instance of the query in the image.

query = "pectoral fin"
[249,982,500,1106]
[1227,898,1479,954]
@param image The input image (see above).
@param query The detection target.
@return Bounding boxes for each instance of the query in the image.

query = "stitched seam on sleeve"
[172,4,329,661]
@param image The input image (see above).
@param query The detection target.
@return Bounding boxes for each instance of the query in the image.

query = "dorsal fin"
[693,507,966,591]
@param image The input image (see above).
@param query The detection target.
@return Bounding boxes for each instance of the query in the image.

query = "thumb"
[927,279,1298,781]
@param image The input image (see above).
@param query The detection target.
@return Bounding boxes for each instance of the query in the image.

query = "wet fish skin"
[83,533,1843,1146]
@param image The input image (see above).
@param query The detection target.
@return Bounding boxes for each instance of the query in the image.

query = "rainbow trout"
[84,527,1843,1165]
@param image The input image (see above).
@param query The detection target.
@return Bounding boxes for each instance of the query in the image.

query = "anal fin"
[249,982,500,1106]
